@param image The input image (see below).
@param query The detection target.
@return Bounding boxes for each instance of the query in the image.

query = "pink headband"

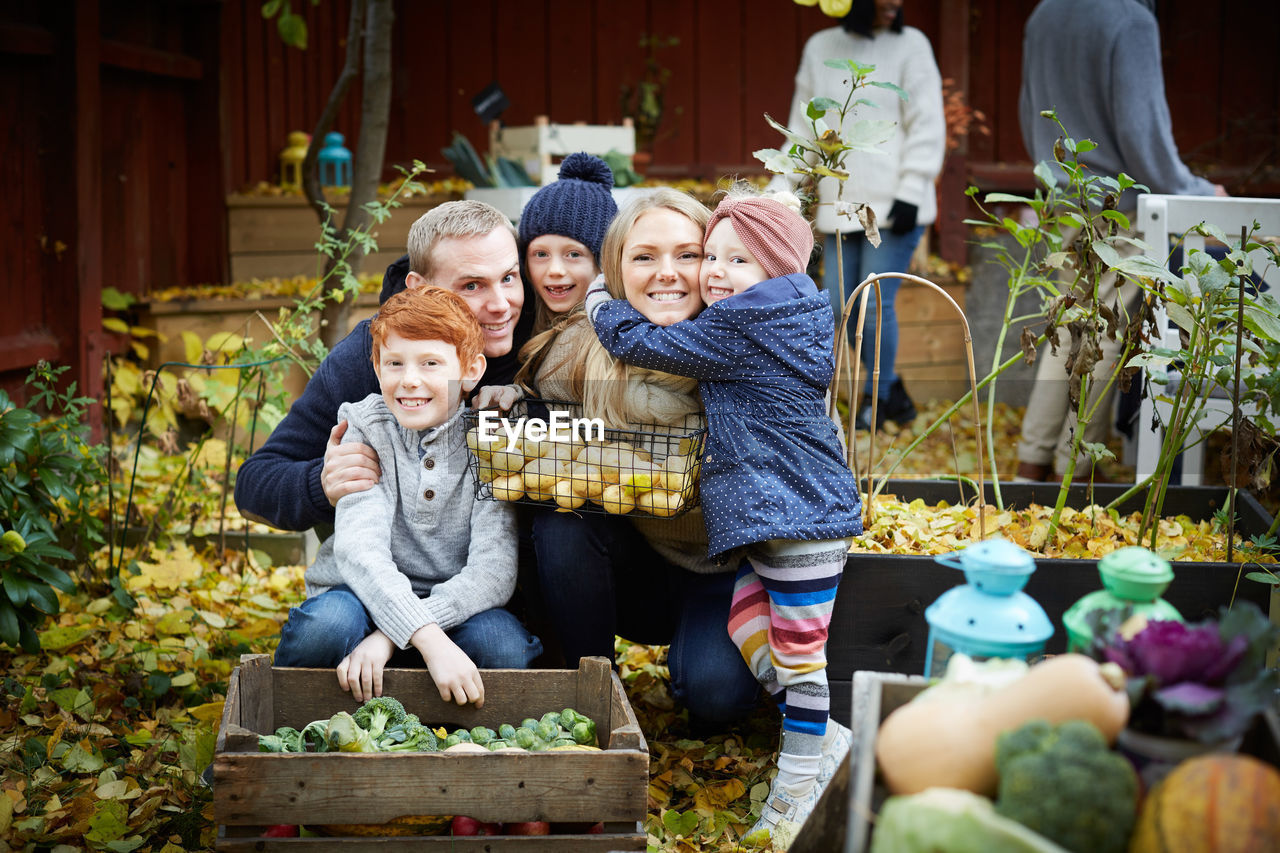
[704,197,814,279]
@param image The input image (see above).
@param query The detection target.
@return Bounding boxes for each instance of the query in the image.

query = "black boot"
[883,379,917,425]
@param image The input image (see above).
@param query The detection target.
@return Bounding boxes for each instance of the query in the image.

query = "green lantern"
[1063,546,1183,652]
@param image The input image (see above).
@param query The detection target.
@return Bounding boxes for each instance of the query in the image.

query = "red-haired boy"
[273,287,540,706]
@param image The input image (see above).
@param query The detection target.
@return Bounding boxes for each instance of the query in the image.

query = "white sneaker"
[743,778,822,850]
[815,720,853,792]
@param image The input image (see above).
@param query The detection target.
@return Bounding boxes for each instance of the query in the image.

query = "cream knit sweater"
[780,25,946,235]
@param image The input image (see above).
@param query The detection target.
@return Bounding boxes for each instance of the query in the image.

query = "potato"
[564,461,606,499]
[636,489,683,518]
[488,449,526,476]
[490,474,525,502]
[522,456,562,492]
[598,484,636,515]
[553,479,586,511]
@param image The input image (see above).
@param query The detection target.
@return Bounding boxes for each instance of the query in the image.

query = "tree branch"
[301,0,366,223]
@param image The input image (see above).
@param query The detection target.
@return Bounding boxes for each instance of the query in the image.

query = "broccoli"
[380,714,439,752]
[352,696,406,740]
[258,726,306,753]
[994,719,1138,853]
[324,711,378,753]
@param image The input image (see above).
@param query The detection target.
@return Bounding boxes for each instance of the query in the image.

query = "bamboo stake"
[1228,225,1247,563]
[835,272,987,538]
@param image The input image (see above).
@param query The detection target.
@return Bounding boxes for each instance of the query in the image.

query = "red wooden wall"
[2,0,1277,409]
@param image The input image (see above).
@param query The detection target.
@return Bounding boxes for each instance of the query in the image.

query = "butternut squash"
[875,654,1130,796]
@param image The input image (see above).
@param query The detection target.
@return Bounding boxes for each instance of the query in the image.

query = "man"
[1014,0,1226,482]
[235,200,531,531]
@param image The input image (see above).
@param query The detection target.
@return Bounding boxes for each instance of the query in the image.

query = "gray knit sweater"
[1019,0,1216,204]
[303,395,517,649]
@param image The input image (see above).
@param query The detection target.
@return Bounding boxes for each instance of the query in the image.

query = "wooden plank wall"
[0,1,223,409]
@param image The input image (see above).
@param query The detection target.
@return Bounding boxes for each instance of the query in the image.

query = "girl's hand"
[410,623,485,707]
[473,384,524,412]
[336,629,395,702]
[584,274,613,321]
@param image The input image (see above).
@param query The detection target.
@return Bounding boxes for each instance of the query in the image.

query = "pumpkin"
[875,654,1130,796]
[1129,754,1280,852]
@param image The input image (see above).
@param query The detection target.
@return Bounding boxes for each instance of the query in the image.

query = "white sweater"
[780,25,946,235]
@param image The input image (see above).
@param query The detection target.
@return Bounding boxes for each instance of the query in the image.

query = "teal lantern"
[924,538,1054,677]
[318,131,352,187]
[1062,546,1182,652]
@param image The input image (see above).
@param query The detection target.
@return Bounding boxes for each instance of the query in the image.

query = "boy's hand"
[584,274,613,322]
[323,420,382,506]
[410,623,484,707]
[473,384,524,412]
[336,629,395,702]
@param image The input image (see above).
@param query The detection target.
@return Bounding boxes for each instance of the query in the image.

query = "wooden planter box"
[842,671,1280,853]
[825,480,1277,723]
[226,193,456,281]
[138,292,380,409]
[213,655,648,850]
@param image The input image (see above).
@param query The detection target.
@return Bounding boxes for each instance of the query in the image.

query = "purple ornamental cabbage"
[1102,603,1279,744]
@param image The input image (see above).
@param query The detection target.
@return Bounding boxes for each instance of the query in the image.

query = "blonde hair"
[406,200,516,280]
[516,188,709,427]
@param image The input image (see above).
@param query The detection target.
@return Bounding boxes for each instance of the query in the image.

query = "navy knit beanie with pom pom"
[517,152,617,264]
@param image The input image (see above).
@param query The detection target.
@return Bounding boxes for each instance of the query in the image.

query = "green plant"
[1124,223,1280,545]
[0,363,106,650]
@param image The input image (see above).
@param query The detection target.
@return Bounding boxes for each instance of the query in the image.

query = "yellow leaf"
[154,611,191,636]
[198,609,227,629]
[693,778,746,812]
[95,779,137,800]
[127,548,204,592]
[181,330,205,364]
[170,672,196,688]
[207,331,246,354]
[0,791,12,834]
[188,701,225,724]
[102,318,130,335]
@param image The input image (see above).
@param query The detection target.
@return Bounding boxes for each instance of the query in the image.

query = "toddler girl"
[586,188,861,849]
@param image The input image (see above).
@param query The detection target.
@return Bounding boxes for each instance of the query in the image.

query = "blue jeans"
[824,227,924,399]
[273,585,543,669]
[531,510,761,724]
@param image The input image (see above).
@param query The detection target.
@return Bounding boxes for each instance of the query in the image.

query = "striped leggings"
[728,537,848,757]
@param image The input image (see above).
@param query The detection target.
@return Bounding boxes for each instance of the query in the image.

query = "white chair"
[1130,194,1280,484]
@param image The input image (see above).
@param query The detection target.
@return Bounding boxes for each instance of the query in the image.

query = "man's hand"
[410,623,484,707]
[323,420,381,506]
[472,384,524,412]
[336,630,395,702]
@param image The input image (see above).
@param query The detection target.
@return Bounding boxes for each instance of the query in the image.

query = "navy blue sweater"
[233,254,533,531]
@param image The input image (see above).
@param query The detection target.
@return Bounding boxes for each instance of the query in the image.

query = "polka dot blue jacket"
[591,273,863,557]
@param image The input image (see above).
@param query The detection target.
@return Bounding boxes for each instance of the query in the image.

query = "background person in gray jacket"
[272,286,540,706]
[1014,0,1226,483]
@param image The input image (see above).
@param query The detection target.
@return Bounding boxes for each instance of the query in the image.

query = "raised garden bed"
[825,480,1276,723]
[213,655,648,850]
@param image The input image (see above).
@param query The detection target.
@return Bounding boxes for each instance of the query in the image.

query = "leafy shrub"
[0,363,105,650]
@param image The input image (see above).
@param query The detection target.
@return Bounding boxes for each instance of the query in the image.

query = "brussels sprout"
[498,723,517,741]
[571,720,597,746]
[520,718,540,731]
[511,728,536,749]
[469,726,493,746]
[540,711,562,728]
[452,728,472,743]
[560,708,579,728]
[536,720,560,742]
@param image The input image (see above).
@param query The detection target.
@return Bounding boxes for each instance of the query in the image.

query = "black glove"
[887,200,918,236]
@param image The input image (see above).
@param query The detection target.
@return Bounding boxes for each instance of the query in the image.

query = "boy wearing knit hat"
[586,187,861,850]
[517,152,618,332]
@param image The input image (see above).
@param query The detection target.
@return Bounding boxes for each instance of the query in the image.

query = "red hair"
[370,286,484,367]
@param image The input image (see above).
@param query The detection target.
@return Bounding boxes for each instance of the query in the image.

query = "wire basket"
[463,398,706,518]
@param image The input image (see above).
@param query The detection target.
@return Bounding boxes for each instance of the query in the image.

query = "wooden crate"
[489,116,636,186]
[213,655,648,851]
[225,193,454,281]
[842,671,1280,853]
[139,292,379,412]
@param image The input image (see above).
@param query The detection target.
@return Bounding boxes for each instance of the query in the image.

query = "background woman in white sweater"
[782,0,945,430]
